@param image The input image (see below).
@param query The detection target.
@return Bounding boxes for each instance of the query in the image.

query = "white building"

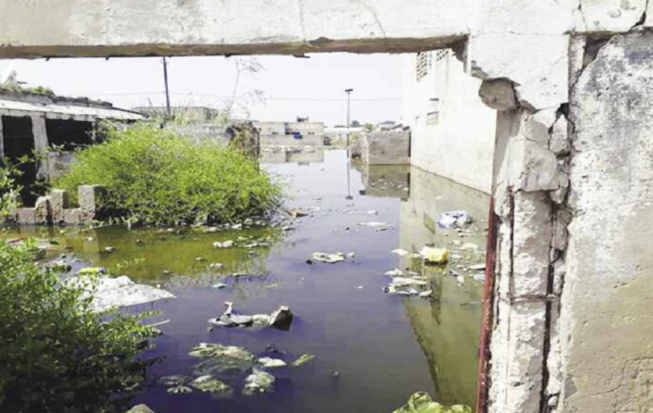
[255,118,324,146]
[401,49,496,194]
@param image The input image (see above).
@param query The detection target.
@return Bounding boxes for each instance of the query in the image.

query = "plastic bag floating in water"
[437,211,473,229]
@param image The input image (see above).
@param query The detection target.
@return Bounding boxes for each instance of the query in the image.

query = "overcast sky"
[0,53,405,126]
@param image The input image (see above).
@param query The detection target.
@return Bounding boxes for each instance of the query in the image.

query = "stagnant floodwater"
[5,149,489,412]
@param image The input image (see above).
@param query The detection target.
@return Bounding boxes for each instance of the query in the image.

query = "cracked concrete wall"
[1,1,652,412]
[559,30,653,413]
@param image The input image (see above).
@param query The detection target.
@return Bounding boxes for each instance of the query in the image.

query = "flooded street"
[4,149,488,412]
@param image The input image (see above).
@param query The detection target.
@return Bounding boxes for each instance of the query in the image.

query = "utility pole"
[345,88,354,200]
[162,57,172,119]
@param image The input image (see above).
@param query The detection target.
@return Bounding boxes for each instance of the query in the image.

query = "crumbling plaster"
[0,1,652,413]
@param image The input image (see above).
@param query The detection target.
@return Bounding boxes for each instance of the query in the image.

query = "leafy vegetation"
[0,239,157,412]
[56,123,283,226]
[0,83,54,96]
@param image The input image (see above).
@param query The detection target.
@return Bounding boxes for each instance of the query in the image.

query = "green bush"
[55,123,283,226]
[0,240,156,412]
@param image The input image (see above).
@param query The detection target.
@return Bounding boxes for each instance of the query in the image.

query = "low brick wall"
[11,185,105,225]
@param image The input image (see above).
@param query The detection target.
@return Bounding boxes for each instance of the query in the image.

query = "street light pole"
[345,88,353,147]
[345,88,354,200]
[162,57,172,119]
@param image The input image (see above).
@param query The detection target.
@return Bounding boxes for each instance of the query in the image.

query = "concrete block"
[63,208,84,225]
[50,189,69,223]
[34,196,52,225]
[14,208,37,225]
[78,185,106,217]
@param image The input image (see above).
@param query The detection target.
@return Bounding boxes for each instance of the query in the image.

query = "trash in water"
[78,266,107,275]
[289,209,310,218]
[290,353,316,367]
[392,391,472,413]
[473,273,486,282]
[71,275,175,313]
[420,247,449,264]
[159,375,188,387]
[209,302,294,331]
[391,249,409,256]
[257,357,287,368]
[125,404,156,413]
[213,240,234,248]
[470,263,486,271]
[358,221,392,228]
[104,246,115,253]
[188,342,256,376]
[167,385,193,394]
[437,211,474,229]
[190,375,233,398]
[384,277,429,296]
[268,305,294,331]
[243,368,275,395]
[311,252,346,264]
[419,290,433,298]
[212,283,228,289]
[460,242,478,251]
[385,268,404,277]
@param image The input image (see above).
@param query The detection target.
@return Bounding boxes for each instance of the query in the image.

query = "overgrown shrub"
[0,240,156,412]
[55,123,283,226]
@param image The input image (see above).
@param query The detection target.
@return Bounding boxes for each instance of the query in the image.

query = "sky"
[0,53,406,126]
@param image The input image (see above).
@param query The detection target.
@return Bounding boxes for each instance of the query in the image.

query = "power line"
[85,91,401,102]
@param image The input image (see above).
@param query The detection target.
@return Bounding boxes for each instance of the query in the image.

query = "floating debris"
[243,368,275,395]
[159,375,188,387]
[420,247,449,264]
[460,242,478,251]
[212,283,228,289]
[290,353,316,367]
[385,268,404,277]
[78,267,107,276]
[437,211,474,229]
[311,252,346,264]
[391,249,409,256]
[125,404,155,413]
[190,375,233,398]
[419,290,433,299]
[71,275,175,313]
[213,240,234,248]
[358,221,392,228]
[189,343,256,376]
[392,391,472,413]
[289,209,310,218]
[104,246,115,253]
[167,385,193,394]
[473,273,486,282]
[209,302,294,331]
[258,357,287,368]
[469,263,486,271]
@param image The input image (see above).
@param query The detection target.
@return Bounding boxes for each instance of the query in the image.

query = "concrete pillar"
[31,114,48,179]
[0,115,4,158]
[486,107,561,413]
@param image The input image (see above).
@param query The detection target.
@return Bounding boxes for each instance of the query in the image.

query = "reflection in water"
[1,149,488,412]
[353,161,411,199]
[399,167,488,408]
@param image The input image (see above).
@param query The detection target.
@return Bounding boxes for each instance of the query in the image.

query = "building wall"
[401,50,496,194]
[255,120,324,146]
[362,130,410,165]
